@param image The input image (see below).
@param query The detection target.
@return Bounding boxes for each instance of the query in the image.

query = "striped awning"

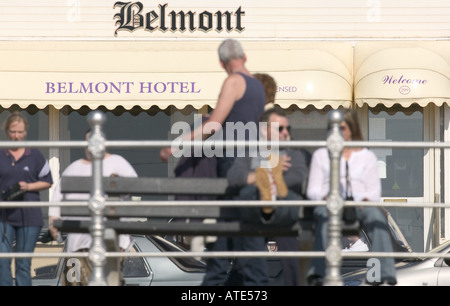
[0,41,353,111]
[354,41,450,108]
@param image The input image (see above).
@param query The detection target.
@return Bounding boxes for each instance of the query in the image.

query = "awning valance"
[0,41,353,111]
[354,42,450,108]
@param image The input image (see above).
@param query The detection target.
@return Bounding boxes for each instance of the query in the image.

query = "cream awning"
[354,41,450,108]
[246,42,353,109]
[0,41,353,111]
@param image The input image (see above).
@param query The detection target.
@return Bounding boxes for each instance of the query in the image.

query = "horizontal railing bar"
[345,141,450,149]
[0,200,323,208]
[0,201,90,208]
[0,140,325,149]
[103,140,327,149]
[0,140,88,148]
[0,140,448,149]
[343,201,450,208]
[111,251,450,260]
[3,251,450,260]
[85,140,450,149]
[2,200,450,209]
[0,252,89,258]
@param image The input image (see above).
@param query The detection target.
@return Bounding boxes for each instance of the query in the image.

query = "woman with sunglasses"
[306,108,397,286]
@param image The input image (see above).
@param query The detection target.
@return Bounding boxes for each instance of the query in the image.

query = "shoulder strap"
[345,161,353,199]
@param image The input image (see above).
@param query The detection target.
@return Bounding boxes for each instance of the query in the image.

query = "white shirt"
[306,147,381,202]
[50,154,138,253]
[342,238,369,252]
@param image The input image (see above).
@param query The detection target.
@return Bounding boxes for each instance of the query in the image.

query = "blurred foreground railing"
[1,110,450,286]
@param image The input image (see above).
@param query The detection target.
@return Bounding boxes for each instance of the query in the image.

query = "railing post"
[324,110,344,286]
[87,111,107,286]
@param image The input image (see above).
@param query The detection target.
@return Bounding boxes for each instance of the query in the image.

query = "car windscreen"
[148,235,206,273]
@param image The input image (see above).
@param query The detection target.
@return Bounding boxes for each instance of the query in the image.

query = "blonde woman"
[0,112,53,286]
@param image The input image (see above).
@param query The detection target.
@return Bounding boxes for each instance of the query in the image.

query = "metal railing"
[1,109,450,286]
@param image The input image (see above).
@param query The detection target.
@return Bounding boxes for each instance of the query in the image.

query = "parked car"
[33,235,206,286]
[32,209,411,286]
[34,233,287,286]
[343,239,450,286]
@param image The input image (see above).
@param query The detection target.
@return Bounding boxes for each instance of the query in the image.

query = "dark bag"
[343,199,357,224]
[343,162,357,224]
[2,183,25,201]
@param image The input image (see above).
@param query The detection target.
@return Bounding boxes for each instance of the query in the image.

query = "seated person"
[49,129,138,286]
[227,107,310,224]
[226,107,311,286]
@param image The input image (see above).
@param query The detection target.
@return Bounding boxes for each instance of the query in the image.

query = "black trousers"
[201,235,269,286]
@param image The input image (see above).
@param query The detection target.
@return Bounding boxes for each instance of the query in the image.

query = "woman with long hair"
[306,108,397,286]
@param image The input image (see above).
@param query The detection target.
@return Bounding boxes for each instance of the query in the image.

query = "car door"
[436,254,450,286]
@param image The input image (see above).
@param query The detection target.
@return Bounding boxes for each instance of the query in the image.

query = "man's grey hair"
[218,39,245,64]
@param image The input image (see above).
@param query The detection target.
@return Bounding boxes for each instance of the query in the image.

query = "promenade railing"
[1,110,450,286]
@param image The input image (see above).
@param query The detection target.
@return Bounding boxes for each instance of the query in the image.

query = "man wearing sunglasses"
[226,106,311,286]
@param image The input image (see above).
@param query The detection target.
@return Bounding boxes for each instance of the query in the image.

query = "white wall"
[1,0,450,40]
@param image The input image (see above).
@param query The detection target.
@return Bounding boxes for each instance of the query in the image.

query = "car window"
[149,235,206,273]
[122,255,151,278]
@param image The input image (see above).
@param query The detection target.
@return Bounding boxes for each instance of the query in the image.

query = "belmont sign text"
[113,2,245,36]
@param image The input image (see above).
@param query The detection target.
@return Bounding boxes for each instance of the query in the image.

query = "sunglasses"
[278,125,291,133]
